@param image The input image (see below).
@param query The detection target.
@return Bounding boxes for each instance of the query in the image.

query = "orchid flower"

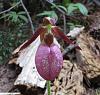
[18,17,80,81]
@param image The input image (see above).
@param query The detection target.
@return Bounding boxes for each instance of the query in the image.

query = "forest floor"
[0,11,100,95]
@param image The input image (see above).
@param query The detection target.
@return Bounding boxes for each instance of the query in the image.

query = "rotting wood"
[76,34,100,78]
[44,60,95,95]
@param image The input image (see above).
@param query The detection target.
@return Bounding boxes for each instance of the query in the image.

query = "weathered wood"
[44,60,95,95]
[76,34,100,78]
[67,27,84,38]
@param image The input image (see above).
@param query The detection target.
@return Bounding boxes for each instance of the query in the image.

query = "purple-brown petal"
[19,27,46,51]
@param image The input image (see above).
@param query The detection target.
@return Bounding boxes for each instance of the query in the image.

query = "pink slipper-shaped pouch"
[35,43,63,80]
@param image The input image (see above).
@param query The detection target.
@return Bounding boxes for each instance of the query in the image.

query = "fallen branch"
[62,27,84,55]
[62,44,78,55]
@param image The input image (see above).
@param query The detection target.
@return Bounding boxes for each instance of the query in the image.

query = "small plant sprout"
[18,17,80,95]
[0,11,28,24]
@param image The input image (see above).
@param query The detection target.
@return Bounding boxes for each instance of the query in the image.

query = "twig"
[63,14,67,34]
[0,2,21,15]
[40,0,46,8]
[62,44,78,55]
[46,0,65,14]
[93,0,100,6]
[20,0,34,33]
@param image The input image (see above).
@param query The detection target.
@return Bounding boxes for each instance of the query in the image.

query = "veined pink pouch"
[35,43,63,80]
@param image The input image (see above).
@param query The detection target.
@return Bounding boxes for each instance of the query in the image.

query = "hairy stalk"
[47,81,51,95]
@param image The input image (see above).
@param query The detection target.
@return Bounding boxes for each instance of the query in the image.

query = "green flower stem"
[47,80,51,95]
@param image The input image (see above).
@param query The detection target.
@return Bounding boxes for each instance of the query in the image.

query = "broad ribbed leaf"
[76,3,88,16]
[67,3,88,16]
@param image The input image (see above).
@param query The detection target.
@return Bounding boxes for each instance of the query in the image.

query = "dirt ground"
[0,64,20,92]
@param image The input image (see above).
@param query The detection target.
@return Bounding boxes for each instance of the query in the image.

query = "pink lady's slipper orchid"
[19,17,80,80]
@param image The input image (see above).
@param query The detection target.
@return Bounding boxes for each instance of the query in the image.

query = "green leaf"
[57,5,67,13]
[67,3,88,16]
[0,14,10,20]
[37,11,58,20]
[18,11,26,15]
[10,12,18,22]
[50,3,57,8]
[67,22,75,30]
[67,3,78,15]
[51,3,67,13]
[0,11,28,23]
[9,11,16,15]
[37,11,52,16]
[19,15,28,22]
[13,14,18,22]
[76,3,88,16]
[0,56,3,60]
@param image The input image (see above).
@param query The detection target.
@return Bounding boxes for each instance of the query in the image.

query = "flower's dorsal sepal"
[43,17,56,26]
[19,27,46,51]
